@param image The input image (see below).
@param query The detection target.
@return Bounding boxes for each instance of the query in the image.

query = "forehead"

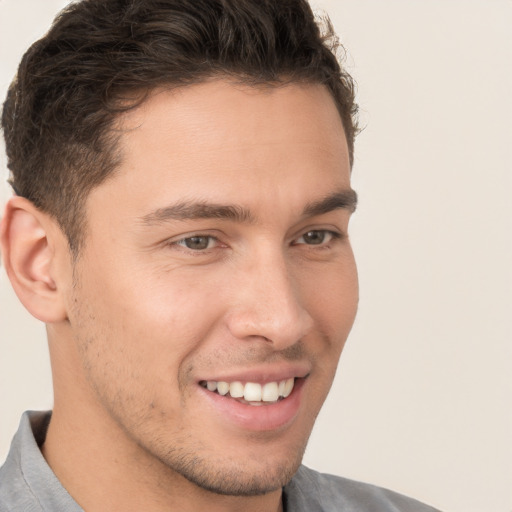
[86,80,351,225]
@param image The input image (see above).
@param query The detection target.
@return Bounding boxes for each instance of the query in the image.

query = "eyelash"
[292,230,342,246]
[173,235,221,251]
[171,230,342,253]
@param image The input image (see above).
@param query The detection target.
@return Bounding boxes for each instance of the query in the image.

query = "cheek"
[302,257,359,336]
[297,258,358,380]
[299,260,358,398]
[72,264,225,381]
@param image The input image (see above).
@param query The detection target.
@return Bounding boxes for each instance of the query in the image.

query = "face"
[62,81,358,496]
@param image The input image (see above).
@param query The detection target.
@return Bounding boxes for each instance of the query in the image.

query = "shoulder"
[0,447,37,512]
[0,411,79,512]
[284,465,442,512]
[0,413,42,511]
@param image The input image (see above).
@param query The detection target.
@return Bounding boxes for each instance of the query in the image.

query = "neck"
[42,328,284,512]
[42,404,284,512]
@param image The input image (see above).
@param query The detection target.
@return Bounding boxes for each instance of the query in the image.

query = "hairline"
[68,74,352,260]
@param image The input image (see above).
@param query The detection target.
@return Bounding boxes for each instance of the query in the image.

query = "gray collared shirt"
[0,411,442,511]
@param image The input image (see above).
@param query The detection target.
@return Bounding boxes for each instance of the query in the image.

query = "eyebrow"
[140,202,253,225]
[139,189,357,226]
[303,189,358,216]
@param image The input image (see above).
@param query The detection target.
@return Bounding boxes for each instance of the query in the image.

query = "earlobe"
[1,196,68,323]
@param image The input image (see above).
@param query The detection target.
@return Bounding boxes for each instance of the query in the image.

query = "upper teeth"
[203,378,295,403]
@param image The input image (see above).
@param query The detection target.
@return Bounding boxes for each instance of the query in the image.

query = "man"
[0,0,441,510]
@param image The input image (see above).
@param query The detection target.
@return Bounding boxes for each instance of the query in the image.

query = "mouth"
[198,372,308,431]
[199,378,295,406]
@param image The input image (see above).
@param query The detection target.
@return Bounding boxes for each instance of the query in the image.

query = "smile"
[199,378,295,405]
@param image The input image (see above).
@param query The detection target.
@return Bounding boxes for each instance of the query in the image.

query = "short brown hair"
[2,0,358,253]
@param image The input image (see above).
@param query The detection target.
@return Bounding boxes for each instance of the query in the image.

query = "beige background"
[1,1,511,511]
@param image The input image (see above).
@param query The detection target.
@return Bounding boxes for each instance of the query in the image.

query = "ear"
[1,196,69,323]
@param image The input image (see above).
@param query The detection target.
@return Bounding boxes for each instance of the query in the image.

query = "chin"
[177,456,303,496]
[154,437,307,496]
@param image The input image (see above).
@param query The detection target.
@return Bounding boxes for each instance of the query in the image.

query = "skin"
[1,81,358,512]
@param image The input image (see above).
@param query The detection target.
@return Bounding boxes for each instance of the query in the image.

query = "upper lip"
[198,362,311,385]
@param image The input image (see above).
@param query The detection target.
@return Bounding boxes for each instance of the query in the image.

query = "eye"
[175,235,218,251]
[294,230,338,246]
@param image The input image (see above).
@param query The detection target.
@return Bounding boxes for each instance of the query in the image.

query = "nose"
[225,249,314,350]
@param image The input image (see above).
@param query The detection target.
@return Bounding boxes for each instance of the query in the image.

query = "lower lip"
[199,379,305,432]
